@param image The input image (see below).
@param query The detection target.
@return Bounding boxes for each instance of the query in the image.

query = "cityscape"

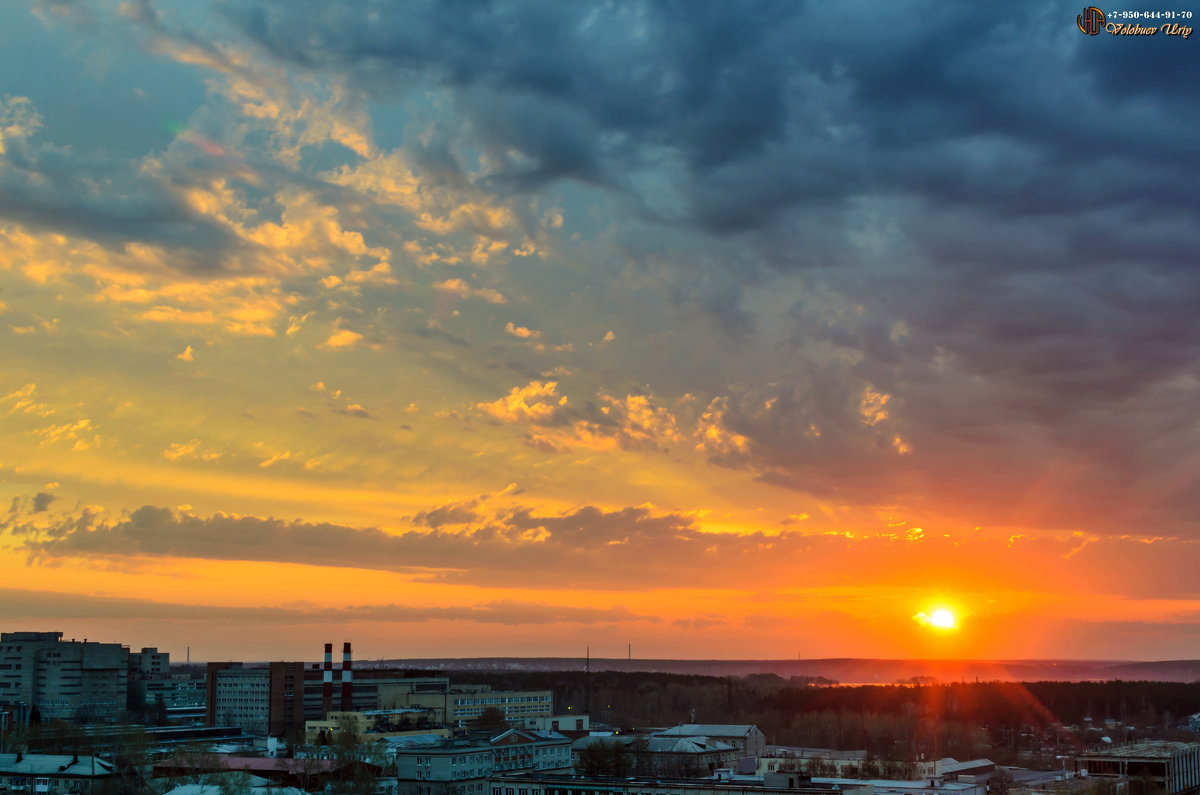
[3,4,1199,795]
[3,630,1200,795]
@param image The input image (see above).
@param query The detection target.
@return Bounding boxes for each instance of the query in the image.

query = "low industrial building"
[152,754,378,792]
[1073,742,1200,795]
[488,772,870,795]
[573,735,739,777]
[653,726,766,760]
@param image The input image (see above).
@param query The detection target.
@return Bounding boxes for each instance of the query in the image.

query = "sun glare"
[929,609,957,629]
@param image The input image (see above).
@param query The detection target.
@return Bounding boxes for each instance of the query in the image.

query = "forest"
[437,669,1200,766]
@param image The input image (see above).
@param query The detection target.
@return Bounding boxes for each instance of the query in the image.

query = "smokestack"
[323,643,333,717]
[341,641,353,712]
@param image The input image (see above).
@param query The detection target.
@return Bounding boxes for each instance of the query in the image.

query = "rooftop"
[0,754,115,778]
[1077,742,1200,760]
[655,725,761,738]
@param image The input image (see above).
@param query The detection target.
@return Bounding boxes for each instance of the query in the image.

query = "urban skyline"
[2,1,1198,662]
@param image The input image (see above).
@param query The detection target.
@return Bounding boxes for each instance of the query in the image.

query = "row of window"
[454,696,551,706]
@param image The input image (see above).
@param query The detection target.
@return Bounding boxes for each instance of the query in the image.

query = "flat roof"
[492,772,850,793]
[813,778,977,792]
[1078,742,1200,760]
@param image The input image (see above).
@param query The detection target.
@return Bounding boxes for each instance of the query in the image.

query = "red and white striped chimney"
[322,642,333,717]
[340,641,353,712]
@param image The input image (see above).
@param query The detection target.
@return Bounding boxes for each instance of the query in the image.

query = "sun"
[929,609,957,629]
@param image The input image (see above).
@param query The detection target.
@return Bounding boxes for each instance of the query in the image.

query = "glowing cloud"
[321,328,363,349]
[505,322,541,340]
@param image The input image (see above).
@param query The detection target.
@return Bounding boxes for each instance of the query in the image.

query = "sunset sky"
[3,1,1199,663]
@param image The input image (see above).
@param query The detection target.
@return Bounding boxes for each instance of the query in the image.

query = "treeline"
[433,669,1200,763]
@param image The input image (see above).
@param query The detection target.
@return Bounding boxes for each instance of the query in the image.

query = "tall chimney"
[341,641,353,712]
[322,642,333,717]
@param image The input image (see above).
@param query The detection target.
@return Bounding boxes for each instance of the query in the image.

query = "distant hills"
[363,657,1200,683]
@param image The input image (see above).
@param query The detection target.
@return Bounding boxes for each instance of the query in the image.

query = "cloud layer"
[1,0,1197,659]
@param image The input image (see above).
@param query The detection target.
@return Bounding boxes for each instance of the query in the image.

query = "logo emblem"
[1078,6,1106,35]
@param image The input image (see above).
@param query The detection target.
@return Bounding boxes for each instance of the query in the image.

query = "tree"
[469,707,509,735]
[110,725,153,795]
[988,768,1015,795]
[216,770,252,795]
[577,739,631,777]
[175,743,221,785]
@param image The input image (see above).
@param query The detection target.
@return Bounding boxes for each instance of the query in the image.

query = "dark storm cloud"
[221,0,794,185]
[220,1,1197,231]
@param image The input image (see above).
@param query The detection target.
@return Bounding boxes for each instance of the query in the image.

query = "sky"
[2,0,1199,664]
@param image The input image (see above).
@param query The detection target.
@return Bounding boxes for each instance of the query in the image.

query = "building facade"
[487,772,869,795]
[0,632,130,722]
[206,662,305,737]
[384,729,571,795]
[306,674,452,721]
[1074,742,1200,795]
[381,684,553,728]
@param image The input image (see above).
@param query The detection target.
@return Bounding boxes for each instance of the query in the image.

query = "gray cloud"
[31,492,56,513]
[0,586,645,626]
[208,0,1200,540]
[9,0,1199,546]
[0,133,243,260]
[10,500,1200,598]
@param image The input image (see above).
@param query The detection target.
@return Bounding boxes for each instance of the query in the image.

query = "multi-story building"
[129,648,168,679]
[380,683,553,727]
[303,672,452,720]
[140,673,206,711]
[0,632,130,722]
[387,735,495,795]
[205,661,305,737]
[490,730,572,775]
[126,647,205,713]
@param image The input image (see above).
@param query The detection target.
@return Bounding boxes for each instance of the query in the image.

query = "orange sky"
[2,1,1199,663]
